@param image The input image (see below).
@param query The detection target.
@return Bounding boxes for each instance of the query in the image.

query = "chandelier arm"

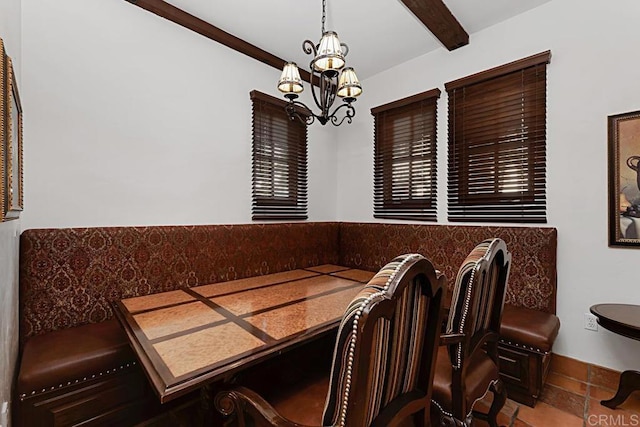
[308,68,325,117]
[313,72,337,115]
[302,39,317,56]
[324,76,337,116]
[341,43,349,57]
[286,100,316,125]
[321,74,330,113]
[328,102,355,126]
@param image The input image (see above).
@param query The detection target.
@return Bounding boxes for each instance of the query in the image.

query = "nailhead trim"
[337,254,420,427]
[431,378,501,424]
[19,361,137,399]
[454,266,477,369]
[499,339,549,354]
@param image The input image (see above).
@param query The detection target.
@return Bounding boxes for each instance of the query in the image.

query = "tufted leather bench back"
[338,223,557,314]
[19,222,340,343]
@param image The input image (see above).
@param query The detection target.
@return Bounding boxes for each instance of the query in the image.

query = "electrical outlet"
[584,313,598,331]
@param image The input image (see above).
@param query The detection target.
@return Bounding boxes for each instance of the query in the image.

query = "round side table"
[590,303,640,409]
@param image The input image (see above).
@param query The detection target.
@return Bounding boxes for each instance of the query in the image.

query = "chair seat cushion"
[432,345,499,415]
[17,319,135,395]
[500,304,560,353]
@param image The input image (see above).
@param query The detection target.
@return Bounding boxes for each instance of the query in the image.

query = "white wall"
[0,0,21,423]
[337,0,640,371]
[21,0,337,230]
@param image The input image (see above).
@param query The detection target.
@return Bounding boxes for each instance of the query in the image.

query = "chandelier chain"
[321,0,326,34]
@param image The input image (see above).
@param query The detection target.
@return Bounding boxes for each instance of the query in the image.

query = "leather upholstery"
[269,374,330,425]
[432,345,499,414]
[500,304,560,352]
[432,238,511,424]
[16,319,134,395]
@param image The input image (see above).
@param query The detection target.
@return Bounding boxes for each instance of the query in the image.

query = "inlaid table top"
[113,265,375,403]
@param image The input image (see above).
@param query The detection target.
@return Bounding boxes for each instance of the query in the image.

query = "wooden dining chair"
[431,238,512,427]
[215,253,445,427]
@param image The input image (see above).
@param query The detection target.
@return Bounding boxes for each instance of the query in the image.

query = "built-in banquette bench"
[15,222,559,426]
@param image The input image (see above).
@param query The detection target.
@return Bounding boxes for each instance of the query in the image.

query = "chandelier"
[277,0,362,126]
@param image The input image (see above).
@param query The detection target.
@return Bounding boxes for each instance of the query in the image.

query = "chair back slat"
[446,238,511,369]
[322,254,445,427]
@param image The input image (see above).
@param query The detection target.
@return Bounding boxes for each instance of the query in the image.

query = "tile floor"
[475,354,640,427]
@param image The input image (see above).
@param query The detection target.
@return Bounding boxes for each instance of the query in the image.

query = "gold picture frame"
[0,38,6,221]
[4,55,22,220]
[608,110,640,247]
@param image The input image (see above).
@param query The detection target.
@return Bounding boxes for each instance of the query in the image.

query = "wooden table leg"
[601,370,640,409]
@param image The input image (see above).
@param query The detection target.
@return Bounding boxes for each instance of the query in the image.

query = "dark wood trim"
[182,288,278,343]
[591,304,640,340]
[371,88,441,115]
[112,268,372,403]
[112,301,174,402]
[497,341,550,407]
[148,318,229,345]
[400,0,468,51]
[194,271,321,299]
[148,277,362,345]
[303,265,350,274]
[15,368,165,427]
[445,50,552,91]
[131,272,322,316]
[124,0,316,85]
[237,280,364,319]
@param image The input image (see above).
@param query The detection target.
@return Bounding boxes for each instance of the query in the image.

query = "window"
[250,90,308,220]
[372,89,440,221]
[446,51,550,223]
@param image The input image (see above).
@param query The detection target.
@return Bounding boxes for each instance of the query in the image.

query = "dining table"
[112,264,375,403]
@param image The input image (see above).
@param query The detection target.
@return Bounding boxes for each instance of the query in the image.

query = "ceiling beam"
[400,0,469,51]
[124,0,316,85]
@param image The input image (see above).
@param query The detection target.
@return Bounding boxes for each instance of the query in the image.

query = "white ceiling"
[166,0,552,80]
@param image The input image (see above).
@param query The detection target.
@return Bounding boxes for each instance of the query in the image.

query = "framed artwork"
[0,38,5,221]
[608,110,640,247]
[4,55,22,220]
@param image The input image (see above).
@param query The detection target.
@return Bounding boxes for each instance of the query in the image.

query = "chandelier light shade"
[313,31,345,73]
[278,0,362,126]
[277,62,304,94]
[337,67,362,99]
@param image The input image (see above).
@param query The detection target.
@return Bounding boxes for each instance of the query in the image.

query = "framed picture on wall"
[0,37,6,221]
[3,56,23,220]
[608,110,640,247]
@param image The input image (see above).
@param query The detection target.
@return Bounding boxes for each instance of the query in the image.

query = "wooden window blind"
[372,89,441,221]
[446,51,551,223]
[250,90,308,220]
